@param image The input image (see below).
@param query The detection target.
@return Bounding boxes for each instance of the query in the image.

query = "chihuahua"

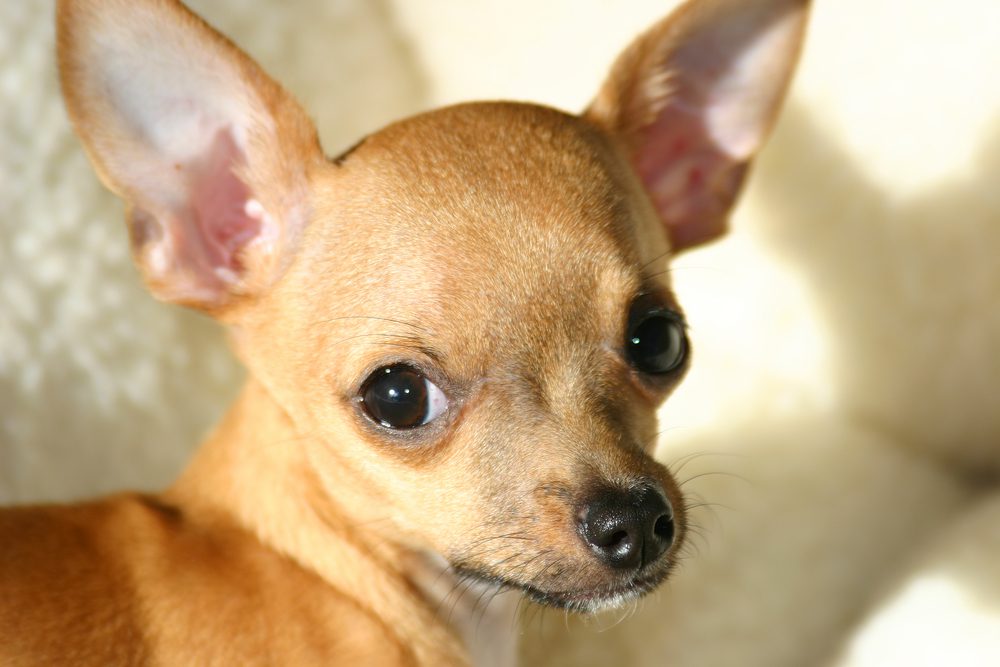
[0,0,808,664]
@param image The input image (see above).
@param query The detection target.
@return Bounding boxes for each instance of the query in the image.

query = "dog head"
[58,0,808,610]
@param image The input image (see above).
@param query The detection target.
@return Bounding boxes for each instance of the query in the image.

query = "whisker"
[678,470,749,488]
[475,582,514,631]
[645,263,737,282]
[682,499,733,515]
[666,450,746,478]
[440,570,480,625]
[641,249,672,271]
[316,315,430,333]
[327,331,425,348]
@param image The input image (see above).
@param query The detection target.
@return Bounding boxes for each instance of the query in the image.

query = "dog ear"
[586,0,810,252]
[57,0,322,313]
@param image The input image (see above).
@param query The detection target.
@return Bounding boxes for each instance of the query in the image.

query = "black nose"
[578,485,674,570]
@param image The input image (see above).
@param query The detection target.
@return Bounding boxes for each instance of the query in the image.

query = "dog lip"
[451,564,670,611]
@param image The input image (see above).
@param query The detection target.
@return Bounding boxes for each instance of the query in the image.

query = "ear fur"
[57,0,322,312]
[587,0,810,252]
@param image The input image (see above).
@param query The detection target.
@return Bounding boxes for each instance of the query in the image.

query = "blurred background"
[2,0,999,665]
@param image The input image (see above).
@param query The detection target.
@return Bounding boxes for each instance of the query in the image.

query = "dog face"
[237,104,687,609]
[58,0,809,610]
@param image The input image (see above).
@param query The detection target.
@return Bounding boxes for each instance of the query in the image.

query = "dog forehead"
[333,102,637,241]
[315,103,645,289]
[293,102,658,366]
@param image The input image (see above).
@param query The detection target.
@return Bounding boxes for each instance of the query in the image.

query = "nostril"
[653,514,674,543]
[640,489,674,566]
[653,515,672,540]
[606,530,629,548]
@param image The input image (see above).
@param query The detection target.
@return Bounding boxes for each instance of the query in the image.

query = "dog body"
[0,382,471,664]
[0,0,808,664]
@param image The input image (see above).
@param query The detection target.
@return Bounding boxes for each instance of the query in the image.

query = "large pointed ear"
[586,0,810,252]
[57,0,323,312]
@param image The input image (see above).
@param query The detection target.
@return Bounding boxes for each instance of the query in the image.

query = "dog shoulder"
[0,495,415,665]
[0,497,155,664]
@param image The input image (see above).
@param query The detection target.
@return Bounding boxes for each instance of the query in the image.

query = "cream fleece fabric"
[3,0,999,665]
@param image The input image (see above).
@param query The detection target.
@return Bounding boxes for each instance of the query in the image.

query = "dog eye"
[360,364,448,429]
[625,305,688,375]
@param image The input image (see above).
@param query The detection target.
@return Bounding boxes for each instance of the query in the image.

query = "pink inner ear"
[187,129,260,277]
[129,126,277,305]
[634,107,747,251]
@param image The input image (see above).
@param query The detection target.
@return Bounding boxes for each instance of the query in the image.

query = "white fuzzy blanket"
[3,0,999,664]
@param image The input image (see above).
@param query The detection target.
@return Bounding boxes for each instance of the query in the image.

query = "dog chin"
[453,564,671,613]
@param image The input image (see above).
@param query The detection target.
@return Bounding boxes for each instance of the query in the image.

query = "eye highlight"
[625,302,688,375]
[359,364,448,429]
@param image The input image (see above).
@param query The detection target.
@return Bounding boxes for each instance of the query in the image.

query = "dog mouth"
[451,564,671,613]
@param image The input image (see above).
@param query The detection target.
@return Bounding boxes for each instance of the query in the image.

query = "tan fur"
[1,0,807,664]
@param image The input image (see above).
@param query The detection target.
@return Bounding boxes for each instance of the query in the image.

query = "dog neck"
[167,379,506,665]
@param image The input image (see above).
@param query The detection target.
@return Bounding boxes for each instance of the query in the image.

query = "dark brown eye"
[360,364,448,429]
[626,304,688,375]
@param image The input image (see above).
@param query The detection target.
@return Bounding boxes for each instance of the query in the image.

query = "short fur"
[0,0,808,664]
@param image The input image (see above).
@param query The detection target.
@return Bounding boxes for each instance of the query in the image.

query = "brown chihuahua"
[0,0,808,664]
